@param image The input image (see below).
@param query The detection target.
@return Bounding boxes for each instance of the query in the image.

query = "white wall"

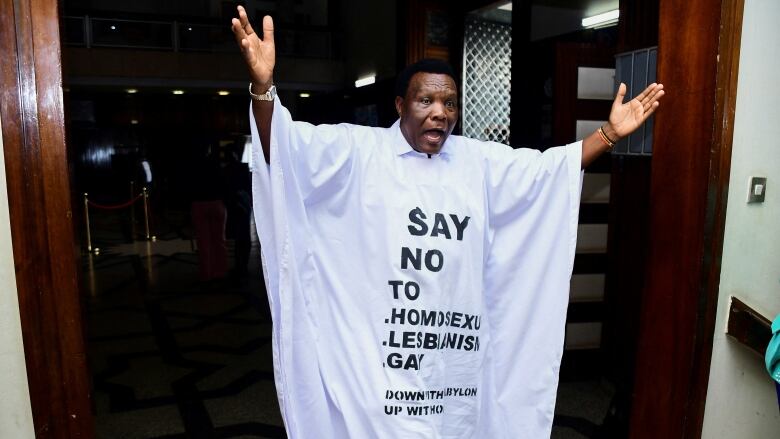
[701,0,780,437]
[0,115,35,437]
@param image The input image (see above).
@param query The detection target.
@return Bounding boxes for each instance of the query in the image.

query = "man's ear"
[394,96,403,119]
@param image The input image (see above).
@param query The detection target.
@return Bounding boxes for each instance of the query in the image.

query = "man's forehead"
[409,72,457,94]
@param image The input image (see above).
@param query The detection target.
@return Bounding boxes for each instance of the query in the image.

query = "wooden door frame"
[628,0,745,437]
[0,0,747,437]
[0,0,93,437]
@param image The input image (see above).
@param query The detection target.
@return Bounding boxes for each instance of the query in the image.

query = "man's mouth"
[423,129,445,143]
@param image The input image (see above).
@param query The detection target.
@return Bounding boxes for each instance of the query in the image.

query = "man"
[232,6,663,439]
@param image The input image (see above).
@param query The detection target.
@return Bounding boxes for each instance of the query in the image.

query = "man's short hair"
[395,59,458,98]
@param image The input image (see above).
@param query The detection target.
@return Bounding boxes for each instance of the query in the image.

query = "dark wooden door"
[551,42,616,381]
[0,0,94,436]
[628,0,745,437]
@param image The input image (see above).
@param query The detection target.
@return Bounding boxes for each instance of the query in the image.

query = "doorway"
[1,0,744,437]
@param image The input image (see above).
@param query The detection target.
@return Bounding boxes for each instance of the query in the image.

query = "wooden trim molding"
[684,0,745,436]
[726,297,772,357]
[0,0,93,437]
[628,0,745,437]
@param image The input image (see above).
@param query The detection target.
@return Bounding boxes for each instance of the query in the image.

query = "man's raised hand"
[606,82,665,139]
[231,6,275,87]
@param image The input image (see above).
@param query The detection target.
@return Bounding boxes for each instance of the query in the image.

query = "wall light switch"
[747,176,767,203]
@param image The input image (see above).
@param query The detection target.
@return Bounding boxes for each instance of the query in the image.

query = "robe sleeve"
[250,99,357,204]
[484,143,582,230]
[478,141,584,438]
[247,98,358,437]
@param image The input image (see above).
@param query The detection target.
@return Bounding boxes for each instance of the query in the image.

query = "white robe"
[250,99,583,439]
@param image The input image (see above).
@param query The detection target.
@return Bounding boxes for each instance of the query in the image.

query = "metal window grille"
[462,17,512,144]
[612,46,658,155]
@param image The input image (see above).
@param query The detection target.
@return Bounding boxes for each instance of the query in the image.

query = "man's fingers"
[231,18,248,49]
[238,6,256,36]
[633,83,655,103]
[237,6,249,29]
[262,15,274,43]
[638,83,663,106]
[640,87,664,108]
[643,101,660,119]
[611,83,627,113]
[614,82,627,103]
[643,89,665,112]
[231,22,256,66]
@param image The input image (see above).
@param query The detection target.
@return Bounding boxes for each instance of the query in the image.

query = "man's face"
[395,72,459,155]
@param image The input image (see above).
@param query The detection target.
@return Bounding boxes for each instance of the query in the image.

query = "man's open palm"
[609,82,665,138]
[231,6,275,85]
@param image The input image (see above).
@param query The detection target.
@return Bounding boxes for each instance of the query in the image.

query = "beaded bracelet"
[597,126,617,150]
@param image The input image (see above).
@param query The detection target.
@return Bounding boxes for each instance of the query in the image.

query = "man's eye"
[421,97,431,104]
[445,101,455,108]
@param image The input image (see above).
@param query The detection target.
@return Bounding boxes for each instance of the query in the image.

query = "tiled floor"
[83,212,613,438]
[86,243,285,439]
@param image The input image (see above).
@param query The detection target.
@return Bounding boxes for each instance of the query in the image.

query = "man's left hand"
[605,82,665,140]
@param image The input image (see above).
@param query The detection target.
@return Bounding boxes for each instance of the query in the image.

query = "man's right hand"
[232,6,275,163]
[231,6,275,88]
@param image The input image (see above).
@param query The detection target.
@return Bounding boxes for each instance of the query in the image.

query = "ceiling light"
[125,88,138,94]
[172,90,184,95]
[299,92,311,98]
[217,90,230,96]
[498,2,512,11]
[130,119,139,125]
[110,25,117,30]
[582,9,619,28]
[355,75,376,88]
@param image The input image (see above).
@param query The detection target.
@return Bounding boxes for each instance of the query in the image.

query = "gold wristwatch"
[249,82,276,101]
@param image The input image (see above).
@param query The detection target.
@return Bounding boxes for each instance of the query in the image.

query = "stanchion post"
[83,193,98,254]
[142,187,155,241]
[130,180,136,239]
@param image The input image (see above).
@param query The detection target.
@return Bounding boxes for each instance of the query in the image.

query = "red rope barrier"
[87,193,144,210]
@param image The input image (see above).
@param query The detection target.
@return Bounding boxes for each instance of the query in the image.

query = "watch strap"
[249,82,276,101]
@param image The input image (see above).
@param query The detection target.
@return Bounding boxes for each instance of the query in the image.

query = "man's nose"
[430,102,446,120]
